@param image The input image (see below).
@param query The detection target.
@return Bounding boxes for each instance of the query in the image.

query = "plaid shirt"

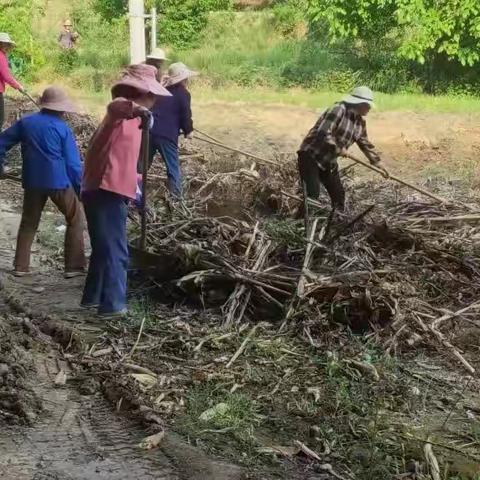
[299,102,380,165]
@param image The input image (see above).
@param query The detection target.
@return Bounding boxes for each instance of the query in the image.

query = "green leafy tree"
[307,0,480,66]
[159,0,232,48]
[92,0,127,19]
[93,0,232,48]
[0,0,45,77]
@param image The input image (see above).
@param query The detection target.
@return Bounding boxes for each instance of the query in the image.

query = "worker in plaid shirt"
[297,86,388,213]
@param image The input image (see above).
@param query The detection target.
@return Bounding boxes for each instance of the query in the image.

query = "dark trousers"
[15,188,86,272]
[150,138,182,197]
[297,151,345,211]
[81,190,128,314]
[0,93,4,131]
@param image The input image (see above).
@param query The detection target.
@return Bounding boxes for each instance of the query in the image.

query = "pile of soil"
[0,314,42,424]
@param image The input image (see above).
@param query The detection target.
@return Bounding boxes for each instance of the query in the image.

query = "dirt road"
[194,102,480,181]
[17,85,480,182]
[0,200,245,480]
[0,201,178,479]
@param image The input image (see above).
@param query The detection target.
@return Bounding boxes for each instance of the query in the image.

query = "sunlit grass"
[192,84,480,114]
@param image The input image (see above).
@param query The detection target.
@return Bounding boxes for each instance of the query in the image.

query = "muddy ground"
[0,200,251,480]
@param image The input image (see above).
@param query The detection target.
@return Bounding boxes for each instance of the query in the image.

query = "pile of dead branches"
[131,150,480,375]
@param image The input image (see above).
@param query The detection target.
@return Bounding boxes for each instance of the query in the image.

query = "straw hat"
[146,48,168,61]
[111,64,172,97]
[64,19,73,27]
[342,86,375,107]
[39,87,76,113]
[165,62,198,86]
[0,33,15,46]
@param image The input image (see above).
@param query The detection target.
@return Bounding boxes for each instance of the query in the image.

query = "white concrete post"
[150,7,157,53]
[128,0,146,64]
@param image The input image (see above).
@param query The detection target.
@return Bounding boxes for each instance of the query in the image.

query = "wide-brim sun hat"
[166,62,198,86]
[342,86,375,107]
[146,48,168,61]
[39,86,76,113]
[0,33,15,46]
[111,64,172,97]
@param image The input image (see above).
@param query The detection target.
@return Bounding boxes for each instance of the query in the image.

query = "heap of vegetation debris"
[129,146,480,376]
[93,150,480,478]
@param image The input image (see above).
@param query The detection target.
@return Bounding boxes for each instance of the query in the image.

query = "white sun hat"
[165,62,198,86]
[0,33,15,46]
[146,48,169,61]
[342,86,375,107]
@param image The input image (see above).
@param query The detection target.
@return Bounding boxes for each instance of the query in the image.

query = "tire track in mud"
[0,352,178,480]
[0,201,246,480]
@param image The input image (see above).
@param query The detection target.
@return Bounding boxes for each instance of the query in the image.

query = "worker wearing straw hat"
[148,62,198,197]
[145,48,169,83]
[297,86,388,214]
[58,19,79,50]
[0,33,24,130]
[0,87,86,278]
[81,64,171,319]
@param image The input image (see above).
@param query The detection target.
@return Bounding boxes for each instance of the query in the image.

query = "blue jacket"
[0,111,82,192]
[150,83,193,145]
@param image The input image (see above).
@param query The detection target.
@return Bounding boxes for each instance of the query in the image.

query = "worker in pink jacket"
[81,64,171,319]
[0,33,24,130]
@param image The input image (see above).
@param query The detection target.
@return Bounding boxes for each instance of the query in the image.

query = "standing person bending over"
[0,33,24,130]
[297,86,387,212]
[81,64,171,319]
[149,62,197,197]
[0,87,85,277]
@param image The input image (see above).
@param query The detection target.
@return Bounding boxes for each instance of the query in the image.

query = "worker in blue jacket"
[149,62,198,197]
[0,86,86,278]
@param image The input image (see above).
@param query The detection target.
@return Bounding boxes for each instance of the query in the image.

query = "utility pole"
[128,0,146,64]
[150,7,157,53]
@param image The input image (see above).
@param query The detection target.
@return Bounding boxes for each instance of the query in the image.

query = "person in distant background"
[58,20,79,50]
[149,62,197,197]
[0,87,85,278]
[0,32,24,130]
[145,48,169,84]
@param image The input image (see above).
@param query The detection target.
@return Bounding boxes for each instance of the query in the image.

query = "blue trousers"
[150,138,181,197]
[81,190,128,314]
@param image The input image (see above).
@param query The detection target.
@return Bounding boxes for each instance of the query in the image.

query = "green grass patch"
[192,84,480,113]
[178,382,262,464]
[263,218,304,250]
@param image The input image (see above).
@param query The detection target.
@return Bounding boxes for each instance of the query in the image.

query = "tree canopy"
[0,0,45,75]
[93,0,232,48]
[307,0,480,66]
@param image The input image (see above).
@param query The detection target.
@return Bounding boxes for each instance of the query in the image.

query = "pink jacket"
[82,98,145,200]
[0,50,21,93]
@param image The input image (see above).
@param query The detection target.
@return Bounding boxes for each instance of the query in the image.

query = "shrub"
[0,1,46,79]
[271,0,306,37]
[159,0,233,49]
